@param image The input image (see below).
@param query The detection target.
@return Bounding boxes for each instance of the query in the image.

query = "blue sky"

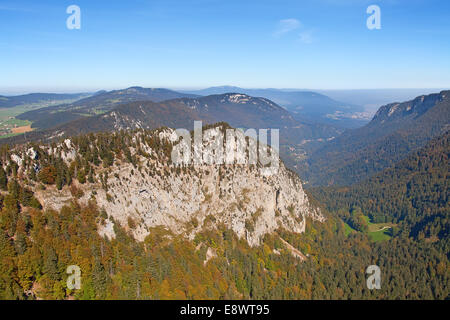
[1,0,450,93]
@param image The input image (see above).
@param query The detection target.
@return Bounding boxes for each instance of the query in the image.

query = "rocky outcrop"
[11,125,324,247]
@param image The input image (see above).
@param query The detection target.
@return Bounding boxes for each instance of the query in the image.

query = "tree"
[43,247,59,281]
[38,166,57,185]
[0,229,17,299]
[0,166,7,190]
[92,258,108,298]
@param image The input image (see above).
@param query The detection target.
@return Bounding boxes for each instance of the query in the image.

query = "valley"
[343,215,395,242]
[0,87,448,301]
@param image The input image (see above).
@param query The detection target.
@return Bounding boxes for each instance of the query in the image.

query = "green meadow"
[344,215,393,242]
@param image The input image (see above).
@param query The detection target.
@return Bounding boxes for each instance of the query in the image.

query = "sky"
[1,0,450,94]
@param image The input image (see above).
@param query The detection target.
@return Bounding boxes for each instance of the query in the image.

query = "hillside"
[0,123,329,299]
[311,130,449,241]
[303,90,450,186]
[318,88,446,112]
[174,93,298,128]
[16,87,198,130]
[186,86,366,128]
[0,92,95,140]
[170,94,344,156]
[5,93,342,157]
[3,124,322,244]
[0,92,90,108]
[3,100,211,145]
[0,124,447,300]
[13,89,342,146]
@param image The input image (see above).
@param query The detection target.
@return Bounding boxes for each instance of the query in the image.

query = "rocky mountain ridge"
[372,90,448,124]
[5,124,324,246]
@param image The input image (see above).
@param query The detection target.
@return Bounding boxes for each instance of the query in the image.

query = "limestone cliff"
[7,124,324,246]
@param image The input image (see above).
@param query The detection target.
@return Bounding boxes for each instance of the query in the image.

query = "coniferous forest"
[0,128,448,300]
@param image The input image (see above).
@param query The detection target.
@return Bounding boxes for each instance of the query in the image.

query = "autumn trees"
[0,128,447,300]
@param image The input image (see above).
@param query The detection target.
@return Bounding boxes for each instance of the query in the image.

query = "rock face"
[93,157,323,246]
[10,125,324,246]
[372,90,449,124]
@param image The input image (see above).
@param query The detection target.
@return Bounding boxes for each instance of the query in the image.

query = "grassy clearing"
[361,215,393,242]
[343,215,393,242]
[0,117,33,139]
[344,222,356,237]
[0,101,66,138]
[369,229,392,242]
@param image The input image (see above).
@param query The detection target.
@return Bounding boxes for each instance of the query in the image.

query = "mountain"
[0,92,91,108]
[8,89,345,164]
[4,100,211,145]
[6,93,342,152]
[1,124,325,261]
[4,124,322,246]
[171,94,344,152]
[303,90,450,187]
[16,87,199,130]
[173,93,298,129]
[0,122,447,300]
[185,86,367,128]
[318,88,447,114]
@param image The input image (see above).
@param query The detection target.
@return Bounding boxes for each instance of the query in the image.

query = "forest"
[0,128,448,300]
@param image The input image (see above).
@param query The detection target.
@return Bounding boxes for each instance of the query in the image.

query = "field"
[369,228,392,242]
[344,222,356,236]
[344,216,393,242]
[0,99,79,139]
[362,215,394,242]
[0,116,33,139]
[11,125,33,134]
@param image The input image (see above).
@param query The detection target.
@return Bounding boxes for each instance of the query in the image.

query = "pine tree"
[0,166,7,190]
[92,258,108,298]
[43,247,59,281]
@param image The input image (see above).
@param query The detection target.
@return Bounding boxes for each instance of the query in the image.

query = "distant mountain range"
[4,87,344,162]
[6,93,341,148]
[302,90,450,187]
[7,86,370,133]
[184,86,368,128]
[0,92,91,108]
[7,87,449,190]
[16,87,199,130]
[7,87,445,133]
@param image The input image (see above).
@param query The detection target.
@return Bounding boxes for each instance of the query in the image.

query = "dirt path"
[278,236,307,261]
[374,226,391,232]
